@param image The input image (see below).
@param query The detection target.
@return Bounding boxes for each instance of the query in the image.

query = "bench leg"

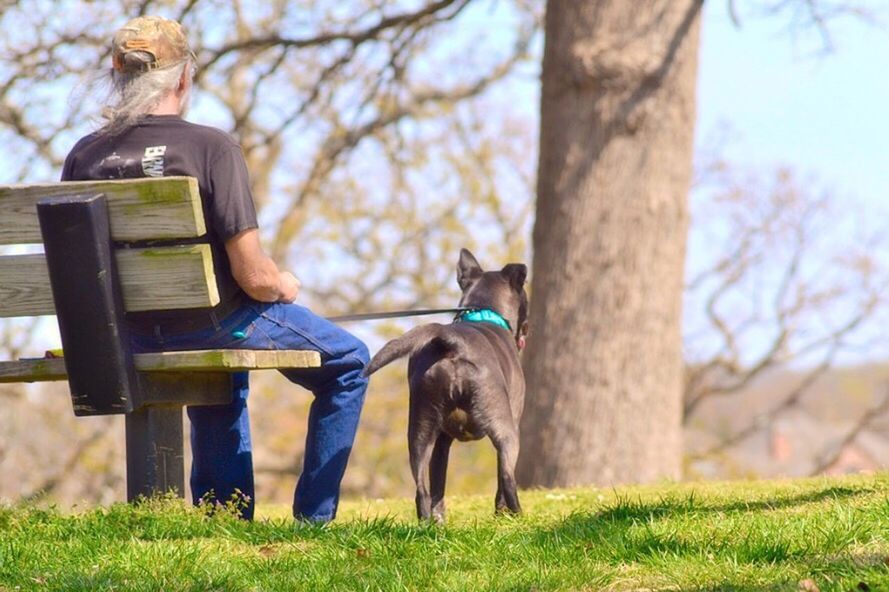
[125,405,184,501]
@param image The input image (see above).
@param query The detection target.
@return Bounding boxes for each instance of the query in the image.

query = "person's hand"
[278,272,301,303]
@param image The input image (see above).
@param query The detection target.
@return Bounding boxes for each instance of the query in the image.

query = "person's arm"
[225,228,300,303]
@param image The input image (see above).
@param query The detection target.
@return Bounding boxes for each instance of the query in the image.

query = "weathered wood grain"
[0,358,68,382]
[115,245,220,313]
[134,349,322,372]
[0,245,219,317]
[0,349,321,383]
[139,372,233,407]
[0,177,204,245]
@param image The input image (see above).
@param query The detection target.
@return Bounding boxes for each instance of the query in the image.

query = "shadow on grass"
[529,483,878,568]
[537,510,804,566]
[707,485,871,514]
[589,485,869,524]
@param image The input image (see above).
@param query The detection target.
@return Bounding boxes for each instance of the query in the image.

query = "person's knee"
[344,338,370,393]
[352,338,370,367]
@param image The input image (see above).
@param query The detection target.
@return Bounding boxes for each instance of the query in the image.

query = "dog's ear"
[501,263,527,292]
[457,248,483,290]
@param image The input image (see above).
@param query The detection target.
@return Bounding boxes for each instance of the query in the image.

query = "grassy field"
[0,474,886,591]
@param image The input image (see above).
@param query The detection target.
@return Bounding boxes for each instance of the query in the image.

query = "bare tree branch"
[197,0,471,77]
[270,26,533,258]
[735,0,880,53]
[689,343,838,459]
[810,386,889,474]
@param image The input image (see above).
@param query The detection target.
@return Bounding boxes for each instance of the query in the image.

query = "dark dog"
[364,249,529,522]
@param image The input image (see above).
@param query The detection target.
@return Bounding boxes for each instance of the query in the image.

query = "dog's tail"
[363,324,454,376]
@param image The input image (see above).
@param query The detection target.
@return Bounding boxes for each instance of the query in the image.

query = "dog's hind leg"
[409,417,438,521]
[429,433,454,523]
[490,424,522,515]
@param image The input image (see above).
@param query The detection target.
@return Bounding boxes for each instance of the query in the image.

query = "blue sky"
[689,3,889,365]
[696,3,889,214]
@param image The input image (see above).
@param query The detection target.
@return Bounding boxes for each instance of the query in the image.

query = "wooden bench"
[0,177,320,501]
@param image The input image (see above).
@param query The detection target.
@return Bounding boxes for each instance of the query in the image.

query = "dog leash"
[327,307,474,323]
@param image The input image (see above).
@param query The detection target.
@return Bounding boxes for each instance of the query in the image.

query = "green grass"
[1,474,887,591]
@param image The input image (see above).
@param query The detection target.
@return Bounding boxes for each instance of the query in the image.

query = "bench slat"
[0,359,68,382]
[135,350,322,372]
[0,177,205,245]
[0,245,220,317]
[0,349,322,383]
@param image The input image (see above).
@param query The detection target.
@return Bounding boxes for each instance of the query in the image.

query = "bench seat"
[0,349,321,383]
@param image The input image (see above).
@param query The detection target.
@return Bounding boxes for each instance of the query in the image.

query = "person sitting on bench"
[61,15,370,523]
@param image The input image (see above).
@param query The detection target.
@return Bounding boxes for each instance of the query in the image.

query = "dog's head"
[456,248,529,350]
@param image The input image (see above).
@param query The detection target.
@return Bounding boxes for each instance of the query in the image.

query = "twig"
[810,386,889,474]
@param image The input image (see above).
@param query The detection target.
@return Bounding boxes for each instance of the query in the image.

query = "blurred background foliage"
[1,0,887,506]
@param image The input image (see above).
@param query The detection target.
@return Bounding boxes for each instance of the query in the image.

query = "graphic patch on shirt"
[90,152,139,179]
[142,145,167,177]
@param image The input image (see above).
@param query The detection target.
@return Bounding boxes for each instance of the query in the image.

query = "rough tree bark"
[518,0,703,487]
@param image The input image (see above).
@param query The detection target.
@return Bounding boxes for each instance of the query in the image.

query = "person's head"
[101,16,196,134]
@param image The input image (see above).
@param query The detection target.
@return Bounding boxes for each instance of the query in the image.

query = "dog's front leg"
[429,433,454,523]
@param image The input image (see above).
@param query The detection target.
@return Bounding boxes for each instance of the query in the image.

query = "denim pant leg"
[244,302,370,522]
[186,371,255,519]
[130,307,261,520]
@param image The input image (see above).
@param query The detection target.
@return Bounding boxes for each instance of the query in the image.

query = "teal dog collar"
[455,308,511,331]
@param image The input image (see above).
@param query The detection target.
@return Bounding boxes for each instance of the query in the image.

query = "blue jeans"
[130,301,370,522]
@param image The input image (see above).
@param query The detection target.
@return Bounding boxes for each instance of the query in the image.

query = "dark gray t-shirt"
[61,115,258,328]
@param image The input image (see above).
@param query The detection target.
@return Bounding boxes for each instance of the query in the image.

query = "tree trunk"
[518,0,702,487]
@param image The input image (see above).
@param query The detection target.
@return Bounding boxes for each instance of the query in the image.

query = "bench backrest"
[0,177,322,501]
[0,176,218,318]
